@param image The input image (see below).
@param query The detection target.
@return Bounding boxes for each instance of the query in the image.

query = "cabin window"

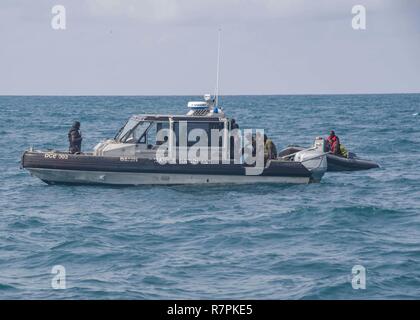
[209,122,225,147]
[172,121,224,147]
[124,121,151,144]
[187,122,210,147]
[144,122,171,147]
[156,122,170,145]
[116,118,139,141]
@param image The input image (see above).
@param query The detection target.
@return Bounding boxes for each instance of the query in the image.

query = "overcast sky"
[1,0,419,95]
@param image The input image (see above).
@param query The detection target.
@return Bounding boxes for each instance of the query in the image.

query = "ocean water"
[0,94,419,299]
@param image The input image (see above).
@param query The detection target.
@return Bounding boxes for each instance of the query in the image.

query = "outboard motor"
[294,137,328,182]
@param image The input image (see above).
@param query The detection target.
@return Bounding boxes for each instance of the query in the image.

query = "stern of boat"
[293,137,328,182]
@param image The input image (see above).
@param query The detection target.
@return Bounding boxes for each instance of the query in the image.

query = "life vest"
[327,135,340,153]
[327,135,338,145]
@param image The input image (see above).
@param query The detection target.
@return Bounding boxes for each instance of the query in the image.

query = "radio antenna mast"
[215,28,221,108]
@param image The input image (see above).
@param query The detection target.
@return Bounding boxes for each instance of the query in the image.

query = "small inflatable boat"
[278,143,379,172]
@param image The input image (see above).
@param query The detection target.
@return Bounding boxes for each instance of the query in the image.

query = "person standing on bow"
[68,121,83,154]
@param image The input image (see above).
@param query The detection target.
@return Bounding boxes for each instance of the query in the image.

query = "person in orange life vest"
[327,130,340,155]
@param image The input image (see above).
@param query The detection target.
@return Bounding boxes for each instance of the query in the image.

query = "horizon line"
[1,91,420,97]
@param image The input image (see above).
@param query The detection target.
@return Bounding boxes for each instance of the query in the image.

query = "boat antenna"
[214,28,221,108]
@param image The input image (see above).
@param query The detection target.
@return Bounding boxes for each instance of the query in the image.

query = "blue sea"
[0,94,419,299]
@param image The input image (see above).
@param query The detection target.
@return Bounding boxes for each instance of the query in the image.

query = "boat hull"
[326,153,380,172]
[22,151,317,185]
[26,168,310,185]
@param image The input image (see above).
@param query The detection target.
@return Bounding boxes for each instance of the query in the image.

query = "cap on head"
[73,121,81,129]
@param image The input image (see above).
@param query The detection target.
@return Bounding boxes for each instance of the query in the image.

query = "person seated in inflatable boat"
[326,130,349,158]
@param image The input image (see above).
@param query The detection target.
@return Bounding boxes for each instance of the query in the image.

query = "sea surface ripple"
[0,94,419,299]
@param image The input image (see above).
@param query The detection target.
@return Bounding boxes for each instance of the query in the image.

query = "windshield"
[115,118,140,142]
[123,121,152,143]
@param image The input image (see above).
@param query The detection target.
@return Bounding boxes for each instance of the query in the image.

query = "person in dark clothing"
[264,134,277,160]
[251,134,256,157]
[231,118,239,130]
[327,130,340,155]
[68,121,82,154]
[230,119,241,160]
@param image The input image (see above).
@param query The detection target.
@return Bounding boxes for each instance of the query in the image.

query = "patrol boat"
[21,95,328,185]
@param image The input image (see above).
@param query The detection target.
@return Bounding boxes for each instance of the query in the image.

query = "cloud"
[86,0,380,24]
[87,0,180,23]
